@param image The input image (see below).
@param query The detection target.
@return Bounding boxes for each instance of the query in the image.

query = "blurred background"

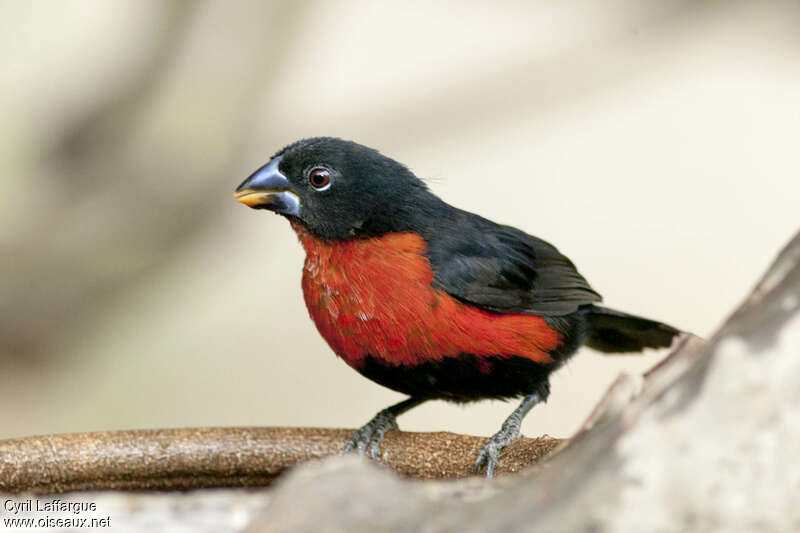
[1,0,799,440]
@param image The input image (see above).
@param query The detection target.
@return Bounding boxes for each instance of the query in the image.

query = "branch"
[0,427,560,494]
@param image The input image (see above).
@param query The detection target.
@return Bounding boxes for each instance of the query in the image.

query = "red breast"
[291,221,562,369]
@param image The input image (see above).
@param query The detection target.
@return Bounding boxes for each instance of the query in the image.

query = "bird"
[234,137,680,477]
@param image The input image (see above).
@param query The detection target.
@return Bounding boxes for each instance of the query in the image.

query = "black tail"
[584,306,681,353]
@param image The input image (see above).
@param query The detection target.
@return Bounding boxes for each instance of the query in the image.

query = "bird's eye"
[308,168,331,190]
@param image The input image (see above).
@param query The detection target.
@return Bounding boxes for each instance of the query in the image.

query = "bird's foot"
[474,421,521,478]
[342,408,399,460]
[474,391,546,477]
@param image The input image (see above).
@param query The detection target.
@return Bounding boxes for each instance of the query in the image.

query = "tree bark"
[0,427,560,494]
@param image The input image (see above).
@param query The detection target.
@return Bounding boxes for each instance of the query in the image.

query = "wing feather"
[424,212,601,316]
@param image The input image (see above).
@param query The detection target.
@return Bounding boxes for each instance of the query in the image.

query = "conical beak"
[234,156,301,216]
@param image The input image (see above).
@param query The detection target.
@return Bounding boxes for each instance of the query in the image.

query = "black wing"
[423,210,601,316]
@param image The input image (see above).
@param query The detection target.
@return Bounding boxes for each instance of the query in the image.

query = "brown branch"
[0,427,561,494]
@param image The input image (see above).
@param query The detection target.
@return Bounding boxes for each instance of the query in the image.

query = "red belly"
[292,222,561,369]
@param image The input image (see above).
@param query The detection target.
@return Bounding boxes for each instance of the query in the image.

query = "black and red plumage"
[234,137,680,476]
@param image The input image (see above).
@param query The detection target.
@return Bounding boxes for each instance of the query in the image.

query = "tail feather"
[585,306,680,353]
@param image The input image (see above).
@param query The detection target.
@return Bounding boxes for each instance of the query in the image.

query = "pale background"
[1,0,798,440]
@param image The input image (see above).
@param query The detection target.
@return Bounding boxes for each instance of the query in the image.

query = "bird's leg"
[474,382,550,477]
[343,397,426,460]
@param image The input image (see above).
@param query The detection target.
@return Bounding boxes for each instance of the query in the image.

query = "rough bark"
[0,428,559,494]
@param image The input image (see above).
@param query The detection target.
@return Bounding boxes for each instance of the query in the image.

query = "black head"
[234,137,440,240]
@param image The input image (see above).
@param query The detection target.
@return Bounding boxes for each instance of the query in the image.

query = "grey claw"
[474,438,502,477]
[342,409,399,461]
[474,425,520,478]
[368,440,381,460]
[474,391,545,477]
[356,435,368,455]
